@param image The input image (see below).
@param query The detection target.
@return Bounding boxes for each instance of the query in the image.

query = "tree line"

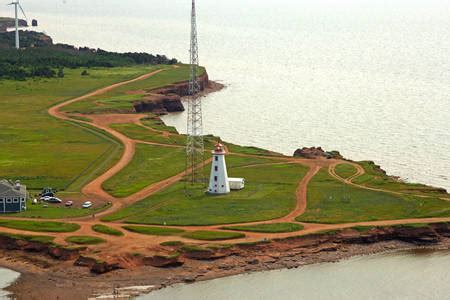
[0,31,178,80]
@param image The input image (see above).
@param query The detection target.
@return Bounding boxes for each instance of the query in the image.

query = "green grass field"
[335,163,358,179]
[62,65,204,114]
[141,116,179,134]
[122,225,184,236]
[296,169,450,224]
[182,231,245,241]
[102,144,186,197]
[65,236,106,245]
[103,159,307,225]
[0,66,154,191]
[222,223,304,233]
[111,123,187,145]
[0,232,56,244]
[0,219,80,232]
[352,161,449,197]
[92,224,124,236]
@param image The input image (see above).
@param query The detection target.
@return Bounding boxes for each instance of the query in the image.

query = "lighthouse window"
[215,156,218,162]
[214,166,218,171]
[214,176,218,182]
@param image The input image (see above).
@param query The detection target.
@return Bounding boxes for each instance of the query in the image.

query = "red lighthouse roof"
[214,143,226,154]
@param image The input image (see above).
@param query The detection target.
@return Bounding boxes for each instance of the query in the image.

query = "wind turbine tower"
[8,0,27,49]
[185,0,205,188]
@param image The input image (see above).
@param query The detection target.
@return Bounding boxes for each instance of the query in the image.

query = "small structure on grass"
[208,143,245,194]
[228,178,245,190]
[0,180,27,213]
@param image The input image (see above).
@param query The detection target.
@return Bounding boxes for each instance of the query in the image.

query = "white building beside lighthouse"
[208,143,245,195]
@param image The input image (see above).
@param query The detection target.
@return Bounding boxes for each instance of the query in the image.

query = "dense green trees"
[0,31,178,80]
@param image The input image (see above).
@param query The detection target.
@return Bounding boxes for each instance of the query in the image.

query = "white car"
[82,201,93,208]
[40,196,51,201]
[46,197,62,203]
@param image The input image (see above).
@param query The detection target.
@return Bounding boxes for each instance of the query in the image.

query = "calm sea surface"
[0,268,19,299]
[0,0,449,298]
[140,250,450,300]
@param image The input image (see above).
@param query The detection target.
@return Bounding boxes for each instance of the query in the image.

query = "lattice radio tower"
[185,0,205,188]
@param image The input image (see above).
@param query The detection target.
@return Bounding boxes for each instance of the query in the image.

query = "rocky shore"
[2,222,450,299]
[133,73,224,115]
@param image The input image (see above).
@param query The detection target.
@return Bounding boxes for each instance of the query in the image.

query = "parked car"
[40,196,51,201]
[65,201,73,207]
[41,187,55,198]
[45,197,62,203]
[82,201,93,208]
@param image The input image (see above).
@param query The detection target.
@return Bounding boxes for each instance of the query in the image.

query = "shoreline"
[3,224,450,299]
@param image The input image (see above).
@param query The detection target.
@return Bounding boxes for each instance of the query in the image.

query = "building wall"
[0,197,26,213]
[208,153,231,194]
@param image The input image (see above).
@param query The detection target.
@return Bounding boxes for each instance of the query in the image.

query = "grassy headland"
[297,169,450,224]
[62,64,204,114]
[353,161,449,197]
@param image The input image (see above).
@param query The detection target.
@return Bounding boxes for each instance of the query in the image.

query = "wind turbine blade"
[18,3,28,21]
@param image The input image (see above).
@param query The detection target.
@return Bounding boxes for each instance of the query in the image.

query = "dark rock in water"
[293,147,343,159]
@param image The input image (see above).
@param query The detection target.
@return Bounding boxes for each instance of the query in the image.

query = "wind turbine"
[8,0,28,49]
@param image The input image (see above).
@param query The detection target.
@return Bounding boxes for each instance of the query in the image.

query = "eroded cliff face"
[0,235,80,261]
[2,223,450,278]
[133,73,211,115]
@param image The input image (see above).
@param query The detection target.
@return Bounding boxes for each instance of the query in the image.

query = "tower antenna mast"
[185,0,205,189]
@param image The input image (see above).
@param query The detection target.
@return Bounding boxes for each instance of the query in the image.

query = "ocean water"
[0,268,19,299]
[0,0,448,190]
[140,250,450,300]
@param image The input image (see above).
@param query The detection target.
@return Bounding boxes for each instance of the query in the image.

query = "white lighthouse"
[208,143,231,194]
